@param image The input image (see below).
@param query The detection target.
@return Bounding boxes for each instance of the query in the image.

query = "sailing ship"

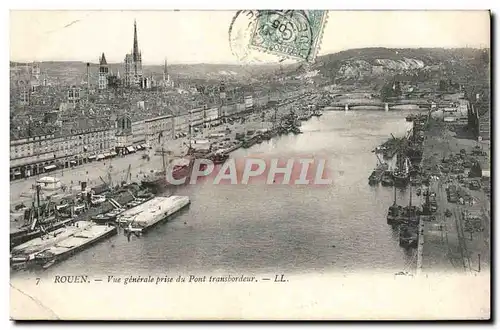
[10,185,78,249]
[393,156,411,188]
[141,123,207,193]
[399,183,419,248]
[141,150,198,193]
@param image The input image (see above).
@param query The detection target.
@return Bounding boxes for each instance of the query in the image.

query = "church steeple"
[99,52,107,66]
[133,19,140,62]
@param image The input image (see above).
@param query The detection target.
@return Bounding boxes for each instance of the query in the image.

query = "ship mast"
[393,184,397,206]
[161,146,166,173]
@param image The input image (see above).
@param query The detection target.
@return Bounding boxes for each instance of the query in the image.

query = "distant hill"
[10,47,489,86]
[299,47,490,84]
[10,60,283,85]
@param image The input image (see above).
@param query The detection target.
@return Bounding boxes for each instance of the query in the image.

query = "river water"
[14,110,419,279]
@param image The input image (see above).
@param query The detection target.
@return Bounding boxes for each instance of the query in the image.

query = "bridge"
[325,100,453,111]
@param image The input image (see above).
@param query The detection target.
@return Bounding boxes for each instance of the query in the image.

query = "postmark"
[248,10,328,63]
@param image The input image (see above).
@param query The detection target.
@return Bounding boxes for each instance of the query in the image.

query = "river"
[13,110,420,279]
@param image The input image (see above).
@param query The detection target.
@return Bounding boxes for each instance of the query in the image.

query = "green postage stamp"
[249,10,328,63]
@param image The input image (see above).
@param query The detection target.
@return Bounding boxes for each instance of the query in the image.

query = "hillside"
[302,47,490,84]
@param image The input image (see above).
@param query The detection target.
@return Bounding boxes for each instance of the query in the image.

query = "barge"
[11,217,76,249]
[119,196,190,234]
[10,221,93,268]
[33,222,117,269]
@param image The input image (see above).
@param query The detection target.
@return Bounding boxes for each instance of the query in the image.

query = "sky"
[10,10,491,64]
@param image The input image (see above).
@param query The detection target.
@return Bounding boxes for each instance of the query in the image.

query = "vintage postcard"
[9,10,491,320]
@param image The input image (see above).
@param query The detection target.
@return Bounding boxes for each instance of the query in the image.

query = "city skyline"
[10,10,490,64]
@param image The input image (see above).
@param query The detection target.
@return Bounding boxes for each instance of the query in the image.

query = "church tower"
[125,20,143,87]
[162,58,173,88]
[98,52,109,90]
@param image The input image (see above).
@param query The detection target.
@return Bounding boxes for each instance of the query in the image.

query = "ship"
[369,155,388,185]
[10,221,94,269]
[32,222,117,269]
[209,151,229,165]
[399,223,418,248]
[368,170,382,185]
[387,204,403,225]
[120,195,190,234]
[399,184,419,248]
[141,159,193,193]
[10,185,79,249]
[311,109,323,117]
[141,146,203,193]
[381,171,394,186]
[393,157,411,188]
[387,185,402,226]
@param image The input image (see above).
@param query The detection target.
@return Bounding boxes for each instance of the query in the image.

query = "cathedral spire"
[133,19,140,61]
[100,52,107,66]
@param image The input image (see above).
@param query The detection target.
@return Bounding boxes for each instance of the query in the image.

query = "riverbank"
[419,118,490,275]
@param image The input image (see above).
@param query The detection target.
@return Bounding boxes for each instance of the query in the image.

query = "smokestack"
[86,63,90,89]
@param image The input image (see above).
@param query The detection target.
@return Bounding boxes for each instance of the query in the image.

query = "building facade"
[115,116,147,154]
[190,107,205,128]
[10,123,116,181]
[144,115,173,146]
[173,113,190,137]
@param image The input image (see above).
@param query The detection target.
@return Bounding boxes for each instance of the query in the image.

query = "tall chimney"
[86,63,90,90]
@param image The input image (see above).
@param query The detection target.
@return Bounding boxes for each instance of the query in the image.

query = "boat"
[387,185,402,225]
[33,222,117,269]
[399,223,419,248]
[387,205,403,225]
[10,221,94,269]
[393,170,409,187]
[369,155,388,185]
[381,171,394,186]
[119,196,190,234]
[368,170,382,185]
[90,194,106,206]
[11,217,76,249]
[393,156,411,188]
[91,212,118,224]
[311,110,323,117]
[224,142,243,153]
[399,183,420,248]
[141,153,200,193]
[10,186,78,249]
[209,152,229,165]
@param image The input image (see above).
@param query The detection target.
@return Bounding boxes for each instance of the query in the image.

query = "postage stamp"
[249,10,328,63]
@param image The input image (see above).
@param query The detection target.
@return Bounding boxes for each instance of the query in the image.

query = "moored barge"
[119,196,190,234]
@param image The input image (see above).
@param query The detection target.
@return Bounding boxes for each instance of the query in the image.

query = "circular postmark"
[228,10,313,64]
[228,10,260,63]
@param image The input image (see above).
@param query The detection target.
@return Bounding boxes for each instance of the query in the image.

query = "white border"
[3,0,498,328]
